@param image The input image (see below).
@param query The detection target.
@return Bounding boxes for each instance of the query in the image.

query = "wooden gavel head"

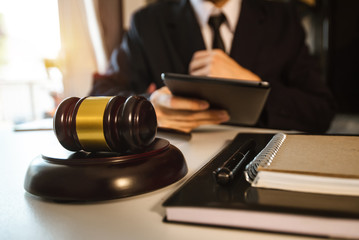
[53,95,157,153]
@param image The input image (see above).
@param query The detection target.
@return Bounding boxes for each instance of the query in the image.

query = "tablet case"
[162,73,270,126]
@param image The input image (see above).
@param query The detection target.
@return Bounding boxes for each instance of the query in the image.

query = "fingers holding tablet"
[150,86,230,133]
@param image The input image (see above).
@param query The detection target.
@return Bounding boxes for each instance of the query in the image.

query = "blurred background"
[0,0,358,133]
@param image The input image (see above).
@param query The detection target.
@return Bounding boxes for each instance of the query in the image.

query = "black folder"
[162,133,359,239]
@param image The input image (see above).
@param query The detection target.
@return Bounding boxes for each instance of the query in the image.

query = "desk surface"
[0,123,323,240]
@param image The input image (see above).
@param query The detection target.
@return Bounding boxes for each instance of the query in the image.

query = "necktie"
[208,13,226,51]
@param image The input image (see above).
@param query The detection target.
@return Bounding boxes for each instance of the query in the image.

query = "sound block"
[24,138,187,202]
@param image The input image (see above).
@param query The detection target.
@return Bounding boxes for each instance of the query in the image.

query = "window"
[0,0,62,124]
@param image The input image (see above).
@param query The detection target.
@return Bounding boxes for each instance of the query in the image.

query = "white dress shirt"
[189,0,242,53]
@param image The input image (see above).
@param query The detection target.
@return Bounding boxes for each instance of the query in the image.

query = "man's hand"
[149,50,259,133]
[189,49,261,81]
[150,87,230,133]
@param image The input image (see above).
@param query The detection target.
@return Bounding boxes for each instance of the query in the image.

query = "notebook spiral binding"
[244,133,287,183]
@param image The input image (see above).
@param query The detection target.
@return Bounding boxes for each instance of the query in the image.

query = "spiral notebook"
[244,133,359,196]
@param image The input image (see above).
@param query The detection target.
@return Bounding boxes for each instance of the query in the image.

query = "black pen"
[213,139,255,185]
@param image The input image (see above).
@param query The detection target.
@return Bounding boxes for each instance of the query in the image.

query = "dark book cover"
[162,133,359,239]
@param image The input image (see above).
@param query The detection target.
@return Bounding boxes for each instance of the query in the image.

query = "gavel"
[53,95,157,153]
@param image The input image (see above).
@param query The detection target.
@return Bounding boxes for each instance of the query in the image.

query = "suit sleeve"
[89,11,152,96]
[259,3,335,133]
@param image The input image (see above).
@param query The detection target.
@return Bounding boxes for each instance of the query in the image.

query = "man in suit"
[90,0,335,133]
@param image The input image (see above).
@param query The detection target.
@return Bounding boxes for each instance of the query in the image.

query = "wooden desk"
[0,124,322,240]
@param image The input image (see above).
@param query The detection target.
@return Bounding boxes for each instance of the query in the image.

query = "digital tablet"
[162,73,271,126]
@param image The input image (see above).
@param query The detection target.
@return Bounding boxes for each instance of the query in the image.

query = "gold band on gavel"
[75,97,112,152]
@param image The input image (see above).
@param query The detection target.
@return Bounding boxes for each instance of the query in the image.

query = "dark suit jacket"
[90,0,335,133]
